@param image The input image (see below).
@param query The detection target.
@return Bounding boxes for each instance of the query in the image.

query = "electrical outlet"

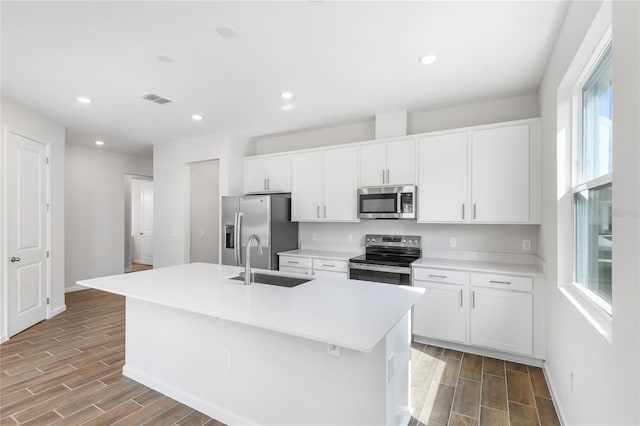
[522,240,532,251]
[570,371,575,392]
[311,232,317,241]
[347,234,353,242]
[449,237,457,248]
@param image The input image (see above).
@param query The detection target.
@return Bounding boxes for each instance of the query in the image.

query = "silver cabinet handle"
[322,263,335,267]
[317,206,320,219]
[323,206,327,218]
[267,178,270,190]
[462,204,465,220]
[428,274,447,279]
[489,280,512,285]
[287,260,300,264]
[459,289,463,307]
[472,290,476,308]
[473,203,477,220]
[386,169,390,184]
[11,256,21,263]
[382,169,385,184]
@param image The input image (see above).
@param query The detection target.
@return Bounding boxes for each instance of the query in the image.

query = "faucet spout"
[244,234,264,285]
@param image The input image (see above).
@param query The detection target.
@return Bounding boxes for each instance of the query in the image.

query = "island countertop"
[77,262,423,353]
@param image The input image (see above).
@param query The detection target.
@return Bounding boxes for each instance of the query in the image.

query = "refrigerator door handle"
[235,212,243,266]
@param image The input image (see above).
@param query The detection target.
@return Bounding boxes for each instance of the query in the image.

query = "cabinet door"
[267,155,291,192]
[291,151,323,221]
[413,281,466,343]
[386,139,416,185]
[471,124,530,222]
[418,133,468,222]
[312,269,348,279]
[244,157,268,193]
[470,287,533,355]
[323,146,359,221]
[360,143,386,186]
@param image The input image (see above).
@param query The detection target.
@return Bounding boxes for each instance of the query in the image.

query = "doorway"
[5,130,50,337]
[124,174,153,272]
[189,160,220,263]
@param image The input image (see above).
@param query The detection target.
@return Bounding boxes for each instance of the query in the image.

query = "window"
[572,45,612,312]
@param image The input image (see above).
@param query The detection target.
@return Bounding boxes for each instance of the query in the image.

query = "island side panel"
[123,297,391,425]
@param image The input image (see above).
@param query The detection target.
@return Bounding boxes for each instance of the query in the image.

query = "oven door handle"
[348,263,412,275]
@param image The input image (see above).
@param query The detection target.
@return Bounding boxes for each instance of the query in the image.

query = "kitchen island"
[78,263,423,426]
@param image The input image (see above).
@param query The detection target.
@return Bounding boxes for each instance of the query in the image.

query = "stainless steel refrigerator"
[221,194,298,270]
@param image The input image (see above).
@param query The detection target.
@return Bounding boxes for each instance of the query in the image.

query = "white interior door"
[140,181,154,265]
[7,131,48,337]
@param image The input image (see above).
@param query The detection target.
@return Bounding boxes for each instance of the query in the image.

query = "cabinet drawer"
[279,265,310,275]
[312,258,348,273]
[279,256,311,269]
[413,267,469,285]
[470,272,532,292]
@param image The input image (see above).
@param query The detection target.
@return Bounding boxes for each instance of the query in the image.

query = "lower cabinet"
[412,267,535,357]
[279,255,349,279]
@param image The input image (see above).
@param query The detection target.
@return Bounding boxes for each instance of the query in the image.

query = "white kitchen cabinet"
[279,254,350,279]
[417,120,540,224]
[360,138,415,186]
[471,124,530,223]
[470,286,533,356]
[413,266,536,357]
[244,155,290,194]
[413,280,466,344]
[291,146,359,222]
[417,132,468,222]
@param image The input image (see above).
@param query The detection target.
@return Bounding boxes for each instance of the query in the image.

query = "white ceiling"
[1,1,568,156]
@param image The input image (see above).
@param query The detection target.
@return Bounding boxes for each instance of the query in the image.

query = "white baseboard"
[48,304,66,318]
[542,364,567,426]
[413,336,544,367]
[65,285,88,293]
[123,365,255,426]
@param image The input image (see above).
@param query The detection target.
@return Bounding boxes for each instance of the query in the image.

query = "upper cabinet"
[418,120,540,224]
[471,124,531,223]
[244,155,290,194]
[291,146,359,222]
[360,139,416,187]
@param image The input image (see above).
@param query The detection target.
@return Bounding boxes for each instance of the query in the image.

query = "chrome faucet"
[243,234,264,285]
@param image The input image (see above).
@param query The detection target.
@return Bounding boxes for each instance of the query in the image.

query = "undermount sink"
[228,272,313,287]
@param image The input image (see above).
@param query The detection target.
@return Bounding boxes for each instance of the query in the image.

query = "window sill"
[559,283,612,342]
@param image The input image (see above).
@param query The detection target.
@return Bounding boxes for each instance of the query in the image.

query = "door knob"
[10,256,20,263]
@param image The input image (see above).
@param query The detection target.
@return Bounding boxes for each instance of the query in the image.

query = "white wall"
[538,1,640,424]
[189,160,220,263]
[255,93,538,155]
[154,133,254,267]
[0,98,66,341]
[65,145,152,290]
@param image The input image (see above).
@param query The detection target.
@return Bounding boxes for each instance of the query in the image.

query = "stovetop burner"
[349,234,422,268]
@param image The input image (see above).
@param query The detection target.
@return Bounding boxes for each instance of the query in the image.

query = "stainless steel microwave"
[358,185,416,219]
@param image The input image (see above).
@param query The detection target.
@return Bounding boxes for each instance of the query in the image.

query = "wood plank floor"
[0,289,222,425]
[1,289,560,425]
[409,343,560,426]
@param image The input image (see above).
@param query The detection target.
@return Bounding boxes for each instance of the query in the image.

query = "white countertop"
[277,249,362,261]
[77,263,422,353]
[412,257,544,276]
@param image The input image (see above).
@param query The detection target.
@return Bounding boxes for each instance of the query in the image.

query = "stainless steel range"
[348,234,421,285]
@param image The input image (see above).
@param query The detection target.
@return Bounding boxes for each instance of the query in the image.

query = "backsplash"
[298,221,540,255]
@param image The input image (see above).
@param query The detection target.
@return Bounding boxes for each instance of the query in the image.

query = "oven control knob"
[372,238,376,242]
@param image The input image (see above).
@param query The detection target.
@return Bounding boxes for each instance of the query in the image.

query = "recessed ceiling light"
[95,140,104,146]
[217,25,237,38]
[192,114,203,121]
[419,55,437,65]
[280,91,293,100]
[281,104,295,111]
[77,96,92,104]
[157,54,175,64]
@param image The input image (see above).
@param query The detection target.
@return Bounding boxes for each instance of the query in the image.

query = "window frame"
[556,5,613,341]
[569,36,613,316]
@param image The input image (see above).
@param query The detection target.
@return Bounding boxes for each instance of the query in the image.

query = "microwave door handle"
[397,192,402,213]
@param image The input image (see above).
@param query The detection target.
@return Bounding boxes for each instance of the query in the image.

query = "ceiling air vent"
[141,94,173,105]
